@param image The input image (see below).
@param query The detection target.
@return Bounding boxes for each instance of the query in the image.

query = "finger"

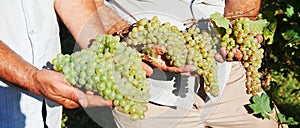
[62,87,86,108]
[85,94,114,107]
[232,47,243,61]
[142,53,197,73]
[226,57,233,62]
[47,86,80,109]
[219,47,228,59]
[145,55,197,73]
[55,98,81,109]
[141,54,152,62]
[53,80,85,108]
[256,34,264,44]
[86,90,95,95]
[214,53,224,63]
[151,44,166,55]
[76,89,90,108]
[141,62,153,76]
[159,64,196,73]
[177,65,197,73]
[46,75,81,108]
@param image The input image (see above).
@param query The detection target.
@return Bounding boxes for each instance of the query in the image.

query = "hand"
[33,69,113,109]
[214,34,264,63]
[141,45,197,76]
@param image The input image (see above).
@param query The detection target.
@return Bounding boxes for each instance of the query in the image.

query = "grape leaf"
[285,4,294,18]
[276,113,299,125]
[263,21,277,45]
[249,93,273,119]
[249,19,269,34]
[210,12,230,29]
[282,29,300,43]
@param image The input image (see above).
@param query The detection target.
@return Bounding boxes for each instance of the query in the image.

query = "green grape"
[52,34,150,121]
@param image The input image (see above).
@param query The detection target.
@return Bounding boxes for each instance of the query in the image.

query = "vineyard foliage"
[260,0,300,127]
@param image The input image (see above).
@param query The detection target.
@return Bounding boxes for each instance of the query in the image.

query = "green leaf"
[263,21,277,45]
[249,19,269,34]
[249,93,273,119]
[276,113,299,125]
[210,12,230,29]
[285,4,294,18]
[282,29,300,43]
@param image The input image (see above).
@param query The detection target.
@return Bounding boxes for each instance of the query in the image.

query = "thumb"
[76,90,89,108]
[84,94,113,107]
[142,62,153,76]
[76,89,113,107]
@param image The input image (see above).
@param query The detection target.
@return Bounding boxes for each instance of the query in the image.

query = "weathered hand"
[214,34,263,62]
[33,69,113,109]
[141,45,197,76]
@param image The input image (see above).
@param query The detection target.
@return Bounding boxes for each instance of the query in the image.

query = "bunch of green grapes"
[220,18,264,95]
[183,25,219,96]
[126,16,188,66]
[126,16,220,96]
[52,35,150,121]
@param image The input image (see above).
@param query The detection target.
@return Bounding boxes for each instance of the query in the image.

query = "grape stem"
[272,101,285,128]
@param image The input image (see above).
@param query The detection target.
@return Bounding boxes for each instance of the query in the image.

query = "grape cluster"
[183,25,219,96]
[127,16,188,66]
[126,16,220,96]
[52,35,150,121]
[220,18,264,95]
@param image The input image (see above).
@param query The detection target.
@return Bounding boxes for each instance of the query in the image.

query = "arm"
[0,41,112,108]
[54,0,195,75]
[54,0,106,49]
[0,41,39,95]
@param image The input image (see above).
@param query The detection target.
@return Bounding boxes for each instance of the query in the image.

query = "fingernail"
[108,100,114,106]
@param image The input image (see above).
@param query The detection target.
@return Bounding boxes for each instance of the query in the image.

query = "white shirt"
[105,0,232,109]
[0,0,61,127]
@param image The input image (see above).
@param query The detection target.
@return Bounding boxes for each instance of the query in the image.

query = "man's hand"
[33,69,113,109]
[141,45,197,76]
[214,34,264,63]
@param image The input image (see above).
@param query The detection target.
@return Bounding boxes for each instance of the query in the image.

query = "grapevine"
[52,35,150,121]
[125,16,220,96]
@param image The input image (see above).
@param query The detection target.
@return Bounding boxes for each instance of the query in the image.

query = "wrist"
[30,68,44,97]
[96,4,131,34]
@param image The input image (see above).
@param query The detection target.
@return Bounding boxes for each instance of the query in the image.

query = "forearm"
[224,0,261,20]
[54,0,106,49]
[0,41,40,95]
[94,0,130,34]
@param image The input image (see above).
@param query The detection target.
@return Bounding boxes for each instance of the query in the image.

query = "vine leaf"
[285,4,294,18]
[210,12,230,30]
[276,113,299,125]
[249,93,273,119]
[282,29,300,43]
[263,21,277,45]
[249,19,269,34]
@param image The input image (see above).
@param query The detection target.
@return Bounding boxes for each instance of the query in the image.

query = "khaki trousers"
[112,63,286,128]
